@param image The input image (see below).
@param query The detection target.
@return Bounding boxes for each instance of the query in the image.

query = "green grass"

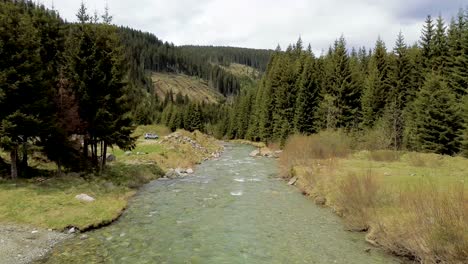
[151,72,224,104]
[0,126,222,230]
[0,163,163,230]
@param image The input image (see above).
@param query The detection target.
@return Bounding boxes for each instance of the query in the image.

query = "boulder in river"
[249,149,260,157]
[186,168,194,174]
[288,177,298,185]
[75,194,95,202]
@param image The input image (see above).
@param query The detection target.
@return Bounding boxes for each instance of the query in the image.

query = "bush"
[279,130,351,177]
[336,172,379,230]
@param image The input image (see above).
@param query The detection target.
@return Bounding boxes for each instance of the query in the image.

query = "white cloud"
[48,0,464,52]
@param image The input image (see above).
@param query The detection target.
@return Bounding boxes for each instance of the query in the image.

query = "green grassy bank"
[0,126,222,231]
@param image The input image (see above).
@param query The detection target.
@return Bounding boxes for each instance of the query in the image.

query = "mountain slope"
[152,72,224,104]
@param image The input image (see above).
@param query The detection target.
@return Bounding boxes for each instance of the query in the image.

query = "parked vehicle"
[144,133,159,139]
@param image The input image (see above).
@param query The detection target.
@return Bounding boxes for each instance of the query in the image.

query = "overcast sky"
[48,0,466,54]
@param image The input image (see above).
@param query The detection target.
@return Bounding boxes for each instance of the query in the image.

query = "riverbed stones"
[314,196,327,206]
[67,227,77,234]
[75,194,95,202]
[0,225,70,264]
[187,168,194,174]
[249,149,260,157]
[288,177,298,185]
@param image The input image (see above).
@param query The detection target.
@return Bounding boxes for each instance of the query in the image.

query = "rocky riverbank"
[0,225,70,264]
[0,128,224,263]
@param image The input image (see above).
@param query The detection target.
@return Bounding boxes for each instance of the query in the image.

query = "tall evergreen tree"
[293,56,320,134]
[432,16,448,72]
[326,36,360,128]
[420,15,435,69]
[404,74,462,155]
[0,2,45,178]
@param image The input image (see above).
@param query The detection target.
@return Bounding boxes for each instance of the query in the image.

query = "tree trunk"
[90,140,94,164]
[10,148,18,179]
[56,159,62,176]
[21,141,28,173]
[84,138,89,158]
[101,141,107,172]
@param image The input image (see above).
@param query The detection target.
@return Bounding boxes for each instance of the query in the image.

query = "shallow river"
[40,144,401,264]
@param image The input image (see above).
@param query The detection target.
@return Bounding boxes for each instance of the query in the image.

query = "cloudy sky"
[49,0,466,54]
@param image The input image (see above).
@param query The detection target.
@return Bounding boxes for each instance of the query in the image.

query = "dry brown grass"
[280,132,468,263]
[279,131,350,177]
[369,150,402,162]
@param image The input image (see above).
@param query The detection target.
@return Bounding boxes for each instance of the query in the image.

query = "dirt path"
[0,224,70,264]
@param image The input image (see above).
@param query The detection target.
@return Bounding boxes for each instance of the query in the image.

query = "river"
[40,144,400,264]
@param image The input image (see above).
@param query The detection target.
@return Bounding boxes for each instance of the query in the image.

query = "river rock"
[249,149,260,157]
[124,151,132,156]
[75,194,95,202]
[67,227,77,234]
[314,196,327,206]
[288,177,298,185]
[164,169,178,179]
[186,168,194,174]
[175,168,186,174]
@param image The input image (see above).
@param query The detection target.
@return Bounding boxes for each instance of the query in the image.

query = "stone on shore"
[75,194,95,202]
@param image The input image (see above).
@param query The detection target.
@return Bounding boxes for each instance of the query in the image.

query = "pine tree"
[404,74,462,154]
[102,4,113,24]
[76,1,90,24]
[65,18,135,169]
[0,2,44,178]
[326,36,360,128]
[446,9,468,96]
[293,55,319,134]
[420,15,435,69]
[432,16,448,72]
[461,95,468,157]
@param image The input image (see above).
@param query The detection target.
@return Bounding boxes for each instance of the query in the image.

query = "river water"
[40,144,400,264]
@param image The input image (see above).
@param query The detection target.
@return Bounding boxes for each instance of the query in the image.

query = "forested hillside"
[179,46,273,71]
[0,0,271,178]
[1,0,467,182]
[220,13,468,156]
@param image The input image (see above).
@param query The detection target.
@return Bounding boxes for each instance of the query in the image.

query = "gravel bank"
[0,224,70,264]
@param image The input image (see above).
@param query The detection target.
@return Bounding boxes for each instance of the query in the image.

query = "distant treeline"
[119,28,272,97]
[210,12,468,156]
[179,45,273,71]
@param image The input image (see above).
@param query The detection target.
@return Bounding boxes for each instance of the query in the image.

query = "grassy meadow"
[0,126,222,231]
[279,132,468,263]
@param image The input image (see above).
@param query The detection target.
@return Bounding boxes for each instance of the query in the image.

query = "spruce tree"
[404,74,462,155]
[327,36,360,128]
[461,95,468,157]
[0,2,43,178]
[361,38,393,128]
[432,16,448,72]
[293,56,319,134]
[420,15,435,69]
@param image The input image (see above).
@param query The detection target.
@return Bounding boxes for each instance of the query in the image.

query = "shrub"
[279,131,351,177]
